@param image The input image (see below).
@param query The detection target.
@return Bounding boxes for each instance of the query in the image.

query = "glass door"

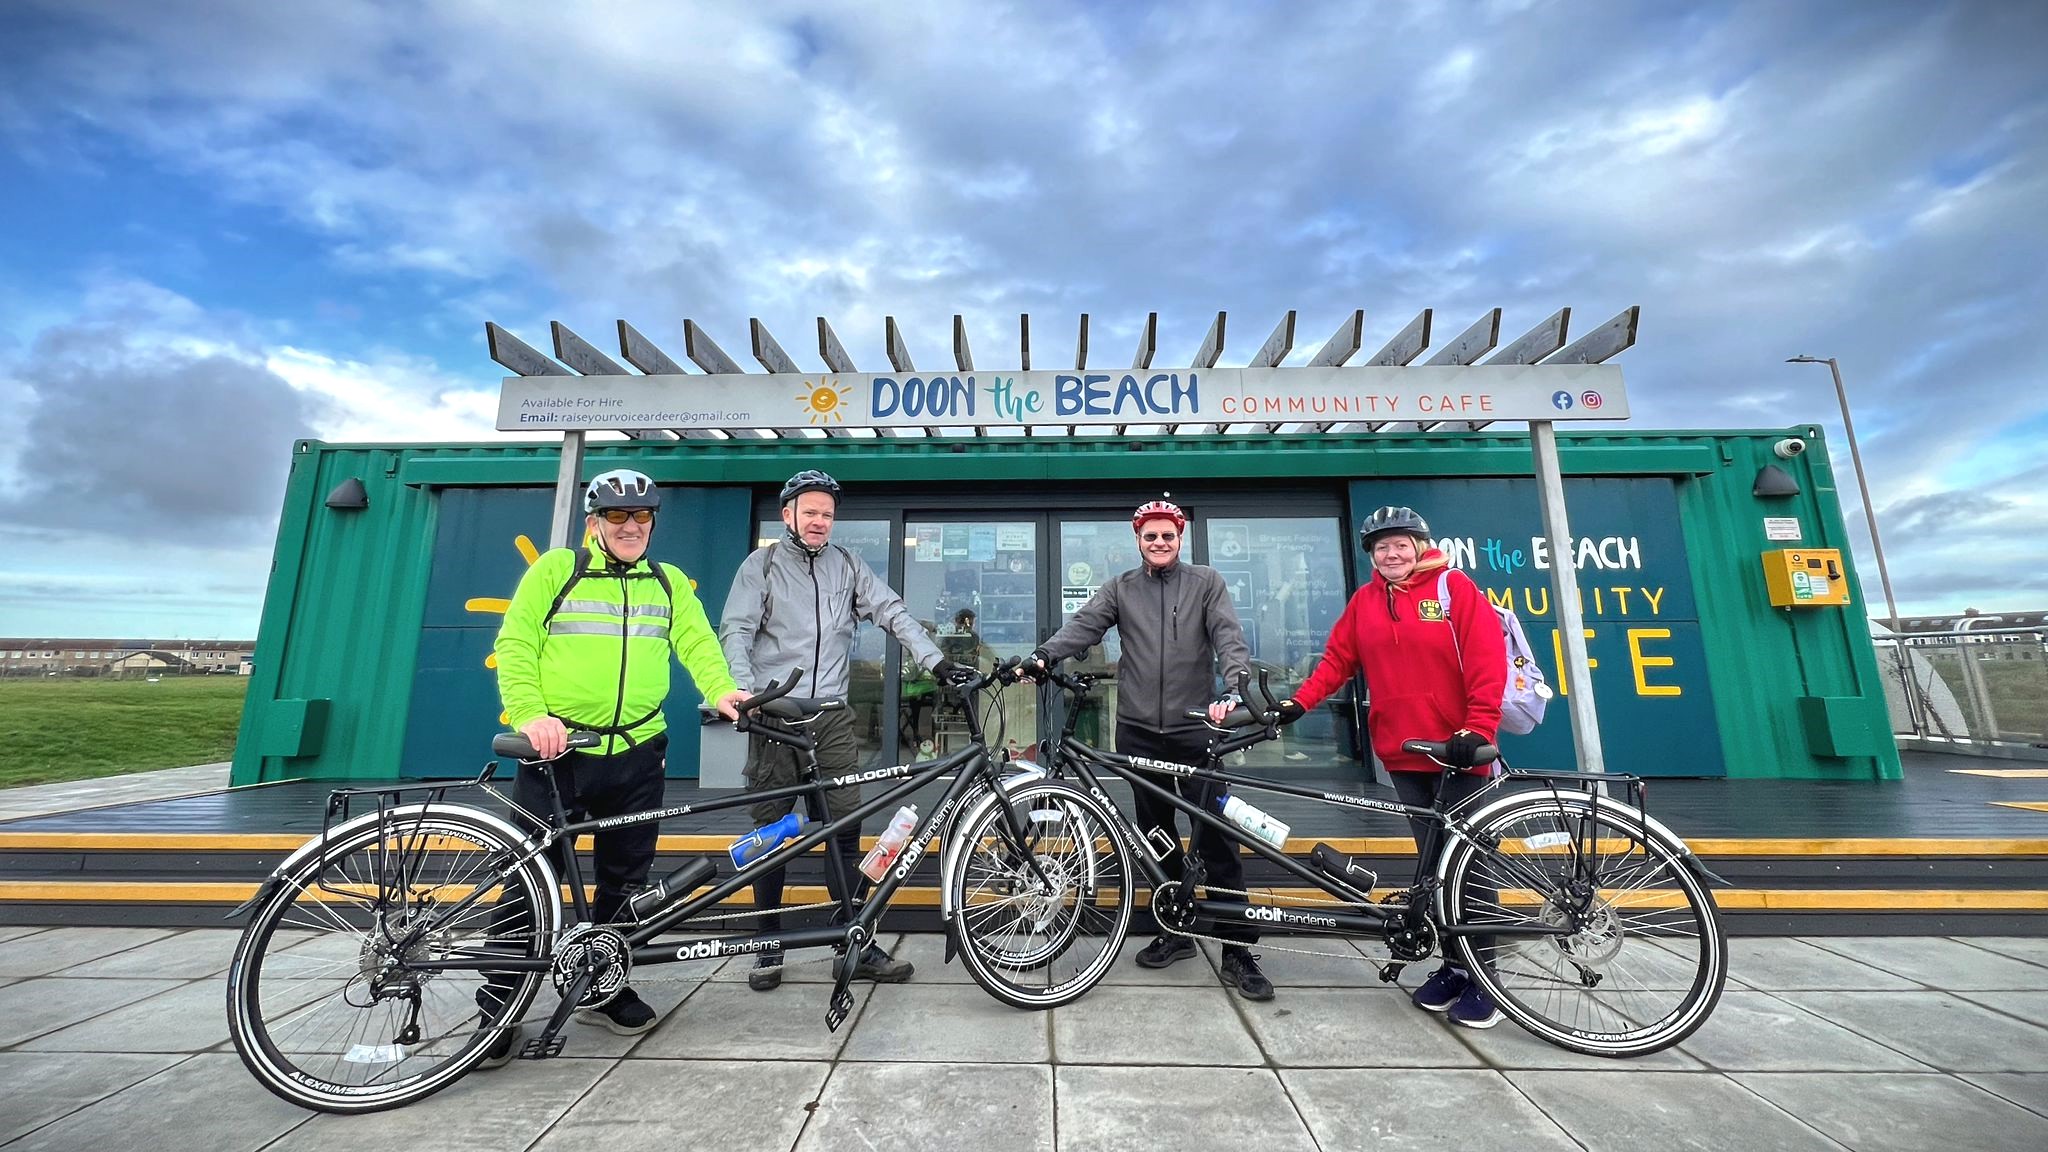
[755,518,897,768]
[899,518,1042,759]
[1203,515,1353,771]
[1053,517,1145,751]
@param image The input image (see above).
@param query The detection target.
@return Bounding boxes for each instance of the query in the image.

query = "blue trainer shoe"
[1447,984,1503,1029]
[1411,964,1470,1012]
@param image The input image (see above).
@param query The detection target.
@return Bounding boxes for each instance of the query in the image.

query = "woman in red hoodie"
[1277,505,1508,1028]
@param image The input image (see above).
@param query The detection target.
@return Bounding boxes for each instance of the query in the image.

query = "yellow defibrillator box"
[1763,548,1851,607]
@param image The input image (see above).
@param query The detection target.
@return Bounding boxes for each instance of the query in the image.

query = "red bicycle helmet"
[1131,499,1186,534]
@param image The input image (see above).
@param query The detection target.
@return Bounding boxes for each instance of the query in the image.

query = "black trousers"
[511,735,669,925]
[1119,723,1256,946]
[1389,768,1498,964]
[482,734,668,1010]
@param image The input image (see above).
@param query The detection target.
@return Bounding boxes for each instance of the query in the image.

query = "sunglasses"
[1141,531,1179,543]
[599,509,655,525]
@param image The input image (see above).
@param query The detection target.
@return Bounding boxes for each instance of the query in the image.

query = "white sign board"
[497,364,1629,432]
[1763,517,1802,541]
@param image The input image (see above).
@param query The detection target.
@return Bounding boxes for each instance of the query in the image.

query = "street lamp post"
[1787,354,1915,728]
[1785,356,1902,632]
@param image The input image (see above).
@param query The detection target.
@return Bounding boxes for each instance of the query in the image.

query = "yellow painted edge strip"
[8,831,2048,858]
[0,880,940,908]
[1991,802,2048,814]
[1950,769,2048,778]
[5,880,2048,912]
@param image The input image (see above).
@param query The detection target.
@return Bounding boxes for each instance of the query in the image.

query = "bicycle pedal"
[824,986,855,1032]
[518,1034,566,1060]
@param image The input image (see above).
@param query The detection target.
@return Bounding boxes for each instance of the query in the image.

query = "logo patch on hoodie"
[1417,599,1446,622]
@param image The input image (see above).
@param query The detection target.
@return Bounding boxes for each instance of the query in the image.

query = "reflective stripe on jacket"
[495,547,738,755]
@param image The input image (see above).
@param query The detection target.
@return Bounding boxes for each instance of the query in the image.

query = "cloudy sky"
[1,0,2043,638]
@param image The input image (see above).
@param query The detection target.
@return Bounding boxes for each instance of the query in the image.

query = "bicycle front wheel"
[1440,791,1726,1057]
[945,779,1135,1009]
[225,805,559,1113]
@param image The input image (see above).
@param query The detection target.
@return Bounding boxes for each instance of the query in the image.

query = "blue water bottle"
[729,812,806,868]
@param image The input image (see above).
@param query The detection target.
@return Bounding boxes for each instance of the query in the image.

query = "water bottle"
[728,812,807,869]
[1220,794,1291,850]
[859,805,920,882]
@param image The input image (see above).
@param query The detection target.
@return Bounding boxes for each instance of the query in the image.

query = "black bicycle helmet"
[585,468,661,513]
[779,469,842,506]
[1359,505,1430,550]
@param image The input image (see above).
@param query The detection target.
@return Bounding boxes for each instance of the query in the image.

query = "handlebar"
[1401,738,1501,767]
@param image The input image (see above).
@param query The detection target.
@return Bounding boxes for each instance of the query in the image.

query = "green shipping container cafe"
[231,426,1900,787]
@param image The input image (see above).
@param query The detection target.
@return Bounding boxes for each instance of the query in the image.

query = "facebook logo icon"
[1551,391,1575,411]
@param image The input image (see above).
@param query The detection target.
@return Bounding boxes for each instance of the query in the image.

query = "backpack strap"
[1438,569,1464,672]
[542,548,598,628]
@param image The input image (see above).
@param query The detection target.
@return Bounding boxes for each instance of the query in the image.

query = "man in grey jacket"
[1020,498,1273,1000]
[720,469,974,991]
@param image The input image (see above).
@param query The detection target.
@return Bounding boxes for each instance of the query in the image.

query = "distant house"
[107,651,198,678]
[0,638,256,677]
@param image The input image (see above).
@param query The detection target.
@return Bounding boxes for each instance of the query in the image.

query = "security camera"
[1773,438,1807,460]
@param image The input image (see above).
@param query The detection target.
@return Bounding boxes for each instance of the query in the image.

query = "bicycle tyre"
[226,805,559,1113]
[1439,791,1726,1057]
[945,779,1135,1010]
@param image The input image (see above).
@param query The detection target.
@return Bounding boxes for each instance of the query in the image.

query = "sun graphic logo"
[462,531,698,724]
[798,378,851,425]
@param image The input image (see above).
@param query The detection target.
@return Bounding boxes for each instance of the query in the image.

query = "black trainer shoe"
[853,944,914,982]
[748,953,783,992]
[478,1018,522,1069]
[1221,948,1275,1001]
[577,986,659,1035]
[1135,933,1197,969]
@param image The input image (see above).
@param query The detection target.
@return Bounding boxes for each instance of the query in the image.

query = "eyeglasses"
[1141,531,1179,543]
[599,509,655,525]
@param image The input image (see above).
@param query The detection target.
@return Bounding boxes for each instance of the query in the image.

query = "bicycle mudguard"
[246,801,560,932]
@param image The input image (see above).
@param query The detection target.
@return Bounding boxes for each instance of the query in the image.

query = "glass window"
[901,520,1040,759]
[1054,518,1142,751]
[1206,516,1353,771]
[756,518,896,768]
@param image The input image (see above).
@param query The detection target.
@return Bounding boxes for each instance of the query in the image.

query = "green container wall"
[233,427,1901,784]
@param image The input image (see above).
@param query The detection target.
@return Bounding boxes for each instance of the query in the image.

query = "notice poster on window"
[914,526,942,562]
[942,525,969,558]
[969,525,998,562]
[996,524,1034,551]
[1061,585,1096,616]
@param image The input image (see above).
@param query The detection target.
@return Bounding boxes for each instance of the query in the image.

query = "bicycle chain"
[1150,883,1429,966]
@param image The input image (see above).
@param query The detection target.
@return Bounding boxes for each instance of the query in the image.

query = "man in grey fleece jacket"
[1020,499,1274,1001]
[719,469,973,991]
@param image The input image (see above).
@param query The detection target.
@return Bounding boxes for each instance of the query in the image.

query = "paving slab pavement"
[2,929,2046,1150]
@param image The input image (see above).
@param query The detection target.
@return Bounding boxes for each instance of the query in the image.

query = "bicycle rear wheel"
[1440,791,1726,1057]
[225,806,558,1113]
[946,779,1135,1009]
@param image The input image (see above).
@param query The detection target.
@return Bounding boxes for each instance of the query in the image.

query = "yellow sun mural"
[463,532,699,724]
[798,378,850,424]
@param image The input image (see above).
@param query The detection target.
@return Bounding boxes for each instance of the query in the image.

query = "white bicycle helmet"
[585,469,661,513]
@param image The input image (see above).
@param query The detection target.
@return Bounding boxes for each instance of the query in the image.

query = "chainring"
[551,924,631,1009]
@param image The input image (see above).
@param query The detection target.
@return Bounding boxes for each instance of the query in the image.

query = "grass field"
[0,676,248,788]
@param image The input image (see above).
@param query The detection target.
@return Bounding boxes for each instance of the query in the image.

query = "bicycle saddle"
[491,731,603,760]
